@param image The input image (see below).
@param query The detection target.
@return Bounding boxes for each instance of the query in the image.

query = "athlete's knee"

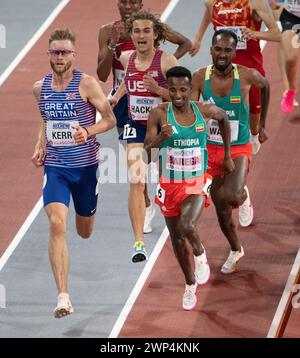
[226,188,246,207]
[48,214,66,237]
[178,219,197,238]
[226,194,242,207]
[77,227,92,239]
[130,180,145,192]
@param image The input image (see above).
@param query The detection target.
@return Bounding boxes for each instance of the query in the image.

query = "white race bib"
[156,184,166,204]
[123,124,137,139]
[113,69,125,90]
[216,26,247,50]
[287,0,300,14]
[166,147,202,173]
[129,95,162,122]
[46,120,78,147]
[207,119,239,144]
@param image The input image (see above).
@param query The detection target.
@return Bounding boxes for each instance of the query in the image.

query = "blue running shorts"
[43,164,99,217]
[112,92,130,130]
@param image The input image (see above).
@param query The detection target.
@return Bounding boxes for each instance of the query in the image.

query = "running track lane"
[119,42,300,337]
[0,0,170,255]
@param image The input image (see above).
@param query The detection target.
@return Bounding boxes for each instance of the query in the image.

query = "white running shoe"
[54,293,74,319]
[182,282,198,310]
[221,247,245,274]
[239,186,254,227]
[143,202,156,234]
[250,133,261,155]
[194,250,210,285]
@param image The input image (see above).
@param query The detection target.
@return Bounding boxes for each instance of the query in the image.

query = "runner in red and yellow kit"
[190,0,280,154]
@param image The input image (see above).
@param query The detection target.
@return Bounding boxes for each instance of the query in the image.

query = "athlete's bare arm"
[109,50,133,107]
[73,75,116,144]
[243,0,281,42]
[268,0,284,21]
[164,24,192,59]
[190,1,212,57]
[199,102,233,165]
[144,104,170,162]
[144,52,178,101]
[269,0,284,11]
[191,68,206,101]
[199,102,234,176]
[243,67,270,142]
[32,80,46,167]
[97,24,115,82]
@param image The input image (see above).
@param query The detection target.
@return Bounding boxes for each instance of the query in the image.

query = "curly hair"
[125,10,166,47]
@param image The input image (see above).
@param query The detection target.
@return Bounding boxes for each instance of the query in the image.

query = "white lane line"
[160,0,179,22]
[0,0,70,87]
[0,0,70,268]
[0,198,43,272]
[109,227,169,338]
[108,1,178,338]
[267,248,300,338]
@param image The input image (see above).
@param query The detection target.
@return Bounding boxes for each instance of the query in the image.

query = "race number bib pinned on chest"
[46,120,78,146]
[287,0,300,13]
[129,95,162,122]
[156,184,166,204]
[216,26,247,50]
[207,119,239,144]
[114,69,125,90]
[166,147,202,173]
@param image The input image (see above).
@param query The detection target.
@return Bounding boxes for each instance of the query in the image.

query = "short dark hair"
[212,29,238,48]
[166,66,192,83]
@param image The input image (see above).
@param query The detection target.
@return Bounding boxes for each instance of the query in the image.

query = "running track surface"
[0,0,299,337]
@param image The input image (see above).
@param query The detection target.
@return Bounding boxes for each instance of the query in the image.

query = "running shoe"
[281,89,295,113]
[221,246,245,274]
[143,202,156,234]
[194,249,210,285]
[250,133,261,155]
[132,240,148,263]
[182,282,198,310]
[239,186,254,227]
[54,293,74,319]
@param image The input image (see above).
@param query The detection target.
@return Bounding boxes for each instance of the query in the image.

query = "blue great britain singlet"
[39,69,100,168]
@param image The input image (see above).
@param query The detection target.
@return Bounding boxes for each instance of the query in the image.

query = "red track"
[0,1,299,337]
[119,42,300,338]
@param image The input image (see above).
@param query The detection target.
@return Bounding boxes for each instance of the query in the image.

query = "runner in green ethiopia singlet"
[159,101,208,181]
[203,64,250,146]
